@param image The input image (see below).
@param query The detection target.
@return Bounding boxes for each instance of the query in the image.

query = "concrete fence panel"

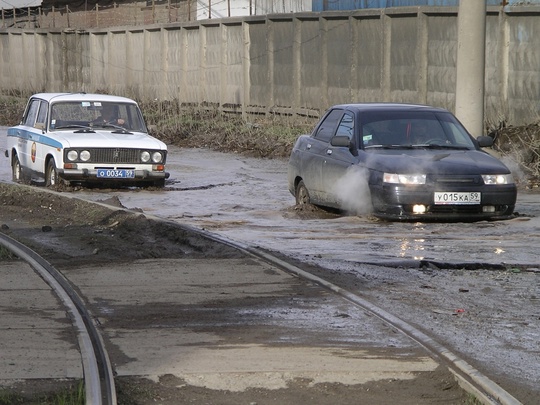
[507,12,540,126]
[1,6,540,127]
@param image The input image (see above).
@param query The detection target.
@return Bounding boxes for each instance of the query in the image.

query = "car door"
[15,99,41,173]
[32,100,50,175]
[322,111,362,206]
[298,109,344,204]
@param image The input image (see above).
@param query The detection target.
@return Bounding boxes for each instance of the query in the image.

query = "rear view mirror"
[476,136,494,148]
[331,135,352,148]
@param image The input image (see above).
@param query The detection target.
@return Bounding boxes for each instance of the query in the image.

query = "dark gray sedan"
[287,103,517,221]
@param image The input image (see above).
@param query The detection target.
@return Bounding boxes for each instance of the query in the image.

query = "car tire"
[45,160,58,187]
[153,178,166,188]
[295,180,311,205]
[12,154,23,183]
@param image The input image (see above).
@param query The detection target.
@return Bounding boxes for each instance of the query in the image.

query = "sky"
[0,0,41,9]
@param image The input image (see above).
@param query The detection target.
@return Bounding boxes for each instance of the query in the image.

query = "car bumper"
[371,184,518,221]
[57,168,170,182]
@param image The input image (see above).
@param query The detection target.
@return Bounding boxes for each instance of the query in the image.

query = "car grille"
[427,205,509,215]
[433,175,480,184]
[90,148,141,164]
[429,205,482,214]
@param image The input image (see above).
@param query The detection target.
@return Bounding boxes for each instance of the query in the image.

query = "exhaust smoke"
[333,165,373,216]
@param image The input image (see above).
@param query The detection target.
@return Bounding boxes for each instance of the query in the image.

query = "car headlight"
[67,150,78,161]
[481,174,514,185]
[141,151,151,163]
[152,151,163,163]
[383,173,426,185]
[80,150,91,162]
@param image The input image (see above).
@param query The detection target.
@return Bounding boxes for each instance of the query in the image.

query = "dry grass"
[139,99,315,158]
[2,95,540,187]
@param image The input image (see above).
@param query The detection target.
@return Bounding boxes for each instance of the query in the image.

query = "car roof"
[330,103,449,113]
[30,92,138,104]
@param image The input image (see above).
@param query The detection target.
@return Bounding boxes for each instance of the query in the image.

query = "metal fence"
[0,0,311,29]
[2,1,197,29]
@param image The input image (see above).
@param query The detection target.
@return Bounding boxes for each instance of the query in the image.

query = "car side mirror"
[331,135,352,148]
[331,135,358,156]
[476,135,494,148]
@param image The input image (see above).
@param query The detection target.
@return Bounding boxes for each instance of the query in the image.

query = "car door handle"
[306,143,312,150]
[326,149,332,155]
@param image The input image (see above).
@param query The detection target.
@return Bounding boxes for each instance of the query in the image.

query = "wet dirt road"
[1,128,539,402]
[60,147,540,402]
[74,147,540,269]
[2,126,538,268]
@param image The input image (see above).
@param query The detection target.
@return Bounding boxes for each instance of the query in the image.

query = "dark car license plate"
[97,169,135,178]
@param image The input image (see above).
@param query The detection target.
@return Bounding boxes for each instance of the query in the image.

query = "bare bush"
[492,123,540,188]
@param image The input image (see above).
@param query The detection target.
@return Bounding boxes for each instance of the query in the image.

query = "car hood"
[364,148,510,175]
[54,130,167,150]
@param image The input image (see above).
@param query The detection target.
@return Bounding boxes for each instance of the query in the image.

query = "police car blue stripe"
[7,127,64,149]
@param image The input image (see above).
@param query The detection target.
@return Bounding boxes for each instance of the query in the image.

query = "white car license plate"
[434,192,481,205]
[97,169,135,179]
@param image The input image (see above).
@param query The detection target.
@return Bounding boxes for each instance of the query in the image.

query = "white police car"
[6,92,169,187]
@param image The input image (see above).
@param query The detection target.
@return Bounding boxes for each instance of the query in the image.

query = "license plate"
[97,169,135,179]
[434,192,481,205]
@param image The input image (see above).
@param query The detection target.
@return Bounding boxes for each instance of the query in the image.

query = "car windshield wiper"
[54,124,95,133]
[365,144,471,151]
[412,144,471,150]
[99,123,133,134]
[364,144,413,150]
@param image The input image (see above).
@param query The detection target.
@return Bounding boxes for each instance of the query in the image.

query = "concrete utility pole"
[455,0,487,136]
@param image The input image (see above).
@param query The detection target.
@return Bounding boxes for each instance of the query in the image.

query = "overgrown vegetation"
[139,99,315,158]
[0,245,16,260]
[1,95,539,188]
[0,381,84,405]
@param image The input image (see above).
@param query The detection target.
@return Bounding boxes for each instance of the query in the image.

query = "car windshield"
[360,111,476,150]
[49,101,147,132]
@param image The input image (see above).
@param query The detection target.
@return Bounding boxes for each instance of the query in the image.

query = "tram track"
[0,232,117,405]
[167,219,523,405]
[0,181,531,404]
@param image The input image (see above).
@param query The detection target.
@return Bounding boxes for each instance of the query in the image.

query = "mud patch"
[115,366,467,405]
[0,183,242,266]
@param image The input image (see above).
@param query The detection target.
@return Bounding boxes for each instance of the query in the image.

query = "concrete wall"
[1,6,540,128]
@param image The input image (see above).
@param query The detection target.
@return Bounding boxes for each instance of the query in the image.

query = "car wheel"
[12,154,23,183]
[153,178,166,188]
[45,160,58,187]
[295,180,311,205]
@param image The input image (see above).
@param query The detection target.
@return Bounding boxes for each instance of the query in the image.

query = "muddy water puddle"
[1,131,539,268]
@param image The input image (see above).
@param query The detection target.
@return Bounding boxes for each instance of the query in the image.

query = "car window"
[23,99,40,127]
[50,101,146,132]
[336,113,354,139]
[436,113,476,147]
[360,111,476,149]
[36,101,48,128]
[314,109,343,142]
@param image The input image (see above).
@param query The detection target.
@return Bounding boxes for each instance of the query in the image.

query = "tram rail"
[172,219,524,405]
[0,232,117,405]
[0,194,525,405]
